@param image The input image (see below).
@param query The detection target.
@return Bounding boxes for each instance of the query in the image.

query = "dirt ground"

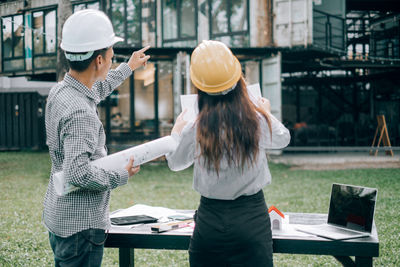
[289,161,400,170]
[269,152,400,170]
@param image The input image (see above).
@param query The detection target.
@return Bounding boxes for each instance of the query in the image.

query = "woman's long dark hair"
[196,76,272,175]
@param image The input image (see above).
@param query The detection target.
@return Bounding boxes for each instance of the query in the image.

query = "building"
[1,0,399,150]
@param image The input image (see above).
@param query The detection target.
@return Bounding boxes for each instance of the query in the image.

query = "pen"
[130,223,144,229]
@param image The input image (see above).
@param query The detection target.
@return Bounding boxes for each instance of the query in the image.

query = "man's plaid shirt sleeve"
[61,108,128,191]
[94,63,132,101]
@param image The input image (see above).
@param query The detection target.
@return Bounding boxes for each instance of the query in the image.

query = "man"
[43,9,149,266]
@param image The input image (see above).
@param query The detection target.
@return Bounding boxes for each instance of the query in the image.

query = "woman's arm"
[257,97,291,149]
[166,110,196,171]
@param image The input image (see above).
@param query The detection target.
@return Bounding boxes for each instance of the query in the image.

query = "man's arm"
[61,108,129,191]
[94,63,132,101]
[94,46,150,101]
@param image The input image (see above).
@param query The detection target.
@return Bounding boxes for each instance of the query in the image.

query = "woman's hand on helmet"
[257,97,271,113]
[128,46,151,71]
[172,109,188,136]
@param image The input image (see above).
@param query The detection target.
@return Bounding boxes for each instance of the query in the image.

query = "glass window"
[209,0,249,47]
[13,15,24,57]
[111,78,131,134]
[3,59,24,71]
[33,12,44,55]
[32,9,56,70]
[1,14,25,71]
[2,17,12,58]
[231,0,247,32]
[73,1,100,12]
[134,62,156,135]
[112,1,125,41]
[126,0,141,45]
[1,15,24,58]
[73,4,86,12]
[210,0,228,34]
[33,55,56,69]
[158,61,174,136]
[87,2,100,9]
[32,10,56,55]
[162,0,196,43]
[111,0,141,47]
[162,40,197,47]
[214,35,249,47]
[163,0,178,39]
[45,10,56,53]
[180,0,196,37]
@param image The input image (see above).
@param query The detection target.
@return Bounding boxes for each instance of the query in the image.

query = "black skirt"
[189,190,273,267]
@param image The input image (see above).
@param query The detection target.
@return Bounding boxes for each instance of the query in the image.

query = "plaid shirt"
[43,63,132,237]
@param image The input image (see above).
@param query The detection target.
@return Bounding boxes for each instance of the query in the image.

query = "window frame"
[72,0,101,12]
[1,13,26,72]
[161,0,198,45]
[31,8,57,71]
[109,0,142,48]
[208,0,250,43]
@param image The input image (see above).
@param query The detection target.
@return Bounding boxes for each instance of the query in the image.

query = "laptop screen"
[327,183,377,232]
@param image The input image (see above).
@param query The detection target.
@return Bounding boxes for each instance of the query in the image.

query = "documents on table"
[110,204,194,221]
[53,136,178,196]
[110,204,195,233]
[151,219,194,233]
[271,215,315,237]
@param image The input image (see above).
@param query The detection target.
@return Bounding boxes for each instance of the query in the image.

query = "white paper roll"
[53,136,178,196]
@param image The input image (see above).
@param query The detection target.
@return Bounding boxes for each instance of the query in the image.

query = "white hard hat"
[60,9,123,54]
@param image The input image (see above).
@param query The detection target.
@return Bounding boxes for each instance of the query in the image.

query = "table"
[105,212,379,267]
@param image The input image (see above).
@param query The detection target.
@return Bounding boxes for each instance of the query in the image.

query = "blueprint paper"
[180,94,198,121]
[247,83,262,104]
[109,204,194,220]
[53,136,178,196]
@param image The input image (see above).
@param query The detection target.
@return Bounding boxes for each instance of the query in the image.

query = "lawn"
[0,151,399,266]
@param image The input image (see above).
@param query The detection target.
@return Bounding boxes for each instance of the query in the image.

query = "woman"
[166,40,290,267]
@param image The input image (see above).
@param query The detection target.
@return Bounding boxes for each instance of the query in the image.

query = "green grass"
[0,152,399,266]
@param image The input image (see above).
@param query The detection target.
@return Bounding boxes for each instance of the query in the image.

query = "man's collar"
[64,73,101,104]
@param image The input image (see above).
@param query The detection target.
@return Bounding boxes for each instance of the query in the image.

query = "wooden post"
[56,0,72,82]
[369,115,394,156]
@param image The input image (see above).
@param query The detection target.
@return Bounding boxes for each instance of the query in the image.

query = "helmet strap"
[64,51,94,61]
[206,83,237,96]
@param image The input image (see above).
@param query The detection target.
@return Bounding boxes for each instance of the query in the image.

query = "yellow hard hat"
[190,40,242,94]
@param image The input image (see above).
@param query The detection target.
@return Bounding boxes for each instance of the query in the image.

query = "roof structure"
[268,206,285,218]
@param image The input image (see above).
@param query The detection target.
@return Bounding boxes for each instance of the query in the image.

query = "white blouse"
[166,113,291,200]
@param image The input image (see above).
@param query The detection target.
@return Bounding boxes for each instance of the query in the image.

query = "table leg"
[355,256,372,267]
[334,256,355,267]
[119,248,134,267]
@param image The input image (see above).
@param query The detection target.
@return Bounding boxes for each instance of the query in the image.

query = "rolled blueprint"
[53,136,177,196]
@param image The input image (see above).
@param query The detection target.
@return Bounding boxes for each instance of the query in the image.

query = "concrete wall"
[0,76,55,95]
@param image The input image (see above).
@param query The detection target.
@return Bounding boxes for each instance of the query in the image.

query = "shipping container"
[273,0,313,47]
[273,0,346,51]
[0,92,46,150]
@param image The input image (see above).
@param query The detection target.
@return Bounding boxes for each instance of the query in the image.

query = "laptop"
[295,183,378,240]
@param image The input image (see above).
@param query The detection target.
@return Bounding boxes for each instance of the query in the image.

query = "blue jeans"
[49,229,107,267]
